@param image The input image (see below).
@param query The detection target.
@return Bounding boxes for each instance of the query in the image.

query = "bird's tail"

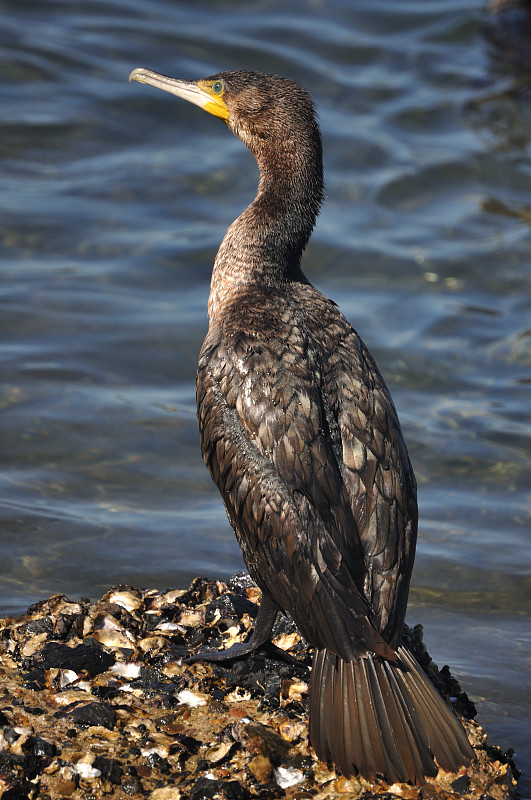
[308,645,474,785]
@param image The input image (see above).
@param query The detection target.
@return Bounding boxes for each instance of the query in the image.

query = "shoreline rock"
[0,575,520,799]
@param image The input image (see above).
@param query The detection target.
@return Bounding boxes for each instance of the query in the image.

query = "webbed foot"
[185,594,297,664]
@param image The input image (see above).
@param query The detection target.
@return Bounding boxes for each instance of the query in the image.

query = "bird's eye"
[212,80,224,95]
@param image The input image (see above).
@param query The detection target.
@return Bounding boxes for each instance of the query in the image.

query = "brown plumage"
[130,67,474,784]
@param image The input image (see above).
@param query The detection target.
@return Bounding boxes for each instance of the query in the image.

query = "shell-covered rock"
[0,575,520,800]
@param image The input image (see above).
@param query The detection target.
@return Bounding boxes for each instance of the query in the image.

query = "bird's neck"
[208,140,323,323]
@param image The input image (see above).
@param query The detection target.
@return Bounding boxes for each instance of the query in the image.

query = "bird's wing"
[197,306,398,661]
[325,328,417,646]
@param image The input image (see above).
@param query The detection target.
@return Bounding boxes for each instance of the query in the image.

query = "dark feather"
[309,646,473,784]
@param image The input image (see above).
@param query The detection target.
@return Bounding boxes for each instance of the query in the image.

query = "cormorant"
[129,67,474,785]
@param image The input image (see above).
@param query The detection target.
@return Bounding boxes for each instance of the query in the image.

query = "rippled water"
[1,0,530,790]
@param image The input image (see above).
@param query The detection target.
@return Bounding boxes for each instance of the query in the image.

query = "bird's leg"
[186,594,298,664]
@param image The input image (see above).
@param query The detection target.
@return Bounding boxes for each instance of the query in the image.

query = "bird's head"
[129,68,319,158]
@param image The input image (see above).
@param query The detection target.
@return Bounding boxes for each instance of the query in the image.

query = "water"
[1,0,530,791]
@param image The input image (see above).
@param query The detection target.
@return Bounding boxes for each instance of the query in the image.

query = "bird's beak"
[129,68,230,121]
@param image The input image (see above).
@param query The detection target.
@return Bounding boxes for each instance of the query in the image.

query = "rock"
[92,755,122,784]
[190,776,248,800]
[55,778,76,796]
[66,700,116,729]
[149,787,181,800]
[122,774,144,795]
[451,775,471,794]
[27,640,115,675]
[248,754,273,783]
[0,576,520,800]
[232,721,290,764]
[21,734,57,758]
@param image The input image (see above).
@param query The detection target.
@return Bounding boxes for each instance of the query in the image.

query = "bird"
[129,67,474,785]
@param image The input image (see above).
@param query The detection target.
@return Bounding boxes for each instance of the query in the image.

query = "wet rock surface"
[0,575,520,799]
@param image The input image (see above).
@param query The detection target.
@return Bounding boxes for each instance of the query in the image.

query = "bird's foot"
[185,638,263,664]
[185,638,301,666]
[185,593,301,666]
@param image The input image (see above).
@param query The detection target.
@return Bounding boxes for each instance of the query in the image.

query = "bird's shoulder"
[197,281,402,460]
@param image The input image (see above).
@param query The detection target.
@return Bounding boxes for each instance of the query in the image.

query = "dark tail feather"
[309,645,474,785]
